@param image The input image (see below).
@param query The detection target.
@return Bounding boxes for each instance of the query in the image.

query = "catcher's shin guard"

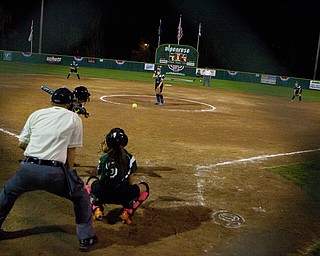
[123,182,149,216]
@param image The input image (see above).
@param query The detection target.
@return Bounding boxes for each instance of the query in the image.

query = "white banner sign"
[144,63,155,71]
[309,80,320,90]
[261,75,276,85]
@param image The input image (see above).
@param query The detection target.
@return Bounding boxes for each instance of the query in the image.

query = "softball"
[131,103,138,109]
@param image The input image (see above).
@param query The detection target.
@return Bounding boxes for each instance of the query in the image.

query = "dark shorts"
[155,82,163,93]
[91,180,140,207]
[70,68,78,73]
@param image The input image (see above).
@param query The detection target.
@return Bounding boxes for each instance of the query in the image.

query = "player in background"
[152,65,165,106]
[290,81,302,102]
[73,86,91,118]
[193,69,202,83]
[85,128,149,225]
[67,60,80,80]
[202,68,211,87]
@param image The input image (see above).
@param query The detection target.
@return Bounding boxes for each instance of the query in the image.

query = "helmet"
[51,87,76,104]
[106,128,128,149]
[73,86,91,103]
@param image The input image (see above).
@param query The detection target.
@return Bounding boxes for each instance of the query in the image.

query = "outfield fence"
[1,50,319,90]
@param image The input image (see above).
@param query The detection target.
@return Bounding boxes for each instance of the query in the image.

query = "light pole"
[39,0,44,53]
[313,32,320,80]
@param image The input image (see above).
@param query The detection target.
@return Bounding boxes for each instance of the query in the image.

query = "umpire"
[0,87,97,252]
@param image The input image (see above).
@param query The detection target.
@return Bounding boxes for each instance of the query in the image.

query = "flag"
[28,20,33,42]
[158,18,162,47]
[177,15,183,44]
[196,23,201,51]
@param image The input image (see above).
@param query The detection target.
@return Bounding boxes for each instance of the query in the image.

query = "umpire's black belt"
[24,157,65,168]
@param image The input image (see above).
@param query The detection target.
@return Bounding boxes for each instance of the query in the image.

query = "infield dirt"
[0,74,320,255]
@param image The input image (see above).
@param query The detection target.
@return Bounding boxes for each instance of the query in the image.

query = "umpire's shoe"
[79,235,98,252]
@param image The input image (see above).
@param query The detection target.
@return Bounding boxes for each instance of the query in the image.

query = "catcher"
[290,81,302,102]
[67,60,80,80]
[152,65,165,106]
[73,86,91,118]
[85,128,149,225]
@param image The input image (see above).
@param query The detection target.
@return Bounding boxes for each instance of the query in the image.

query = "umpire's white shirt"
[19,106,83,163]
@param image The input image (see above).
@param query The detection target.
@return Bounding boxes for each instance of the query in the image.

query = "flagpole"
[30,20,33,53]
[177,15,182,45]
[196,23,201,51]
[30,29,33,54]
[313,32,320,80]
[39,0,44,53]
[157,19,162,47]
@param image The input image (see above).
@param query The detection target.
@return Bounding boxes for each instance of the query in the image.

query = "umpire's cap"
[52,87,76,104]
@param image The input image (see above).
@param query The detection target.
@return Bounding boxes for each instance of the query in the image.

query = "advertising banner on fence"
[261,75,277,84]
[144,63,155,71]
[309,80,320,90]
[46,56,62,64]
[3,52,12,61]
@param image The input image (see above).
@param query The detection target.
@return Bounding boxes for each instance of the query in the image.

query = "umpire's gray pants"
[202,75,211,86]
[0,162,95,240]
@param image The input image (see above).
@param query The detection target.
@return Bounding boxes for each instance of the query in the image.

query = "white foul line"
[194,147,320,207]
[197,148,320,170]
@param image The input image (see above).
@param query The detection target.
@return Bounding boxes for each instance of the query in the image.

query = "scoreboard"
[155,44,198,68]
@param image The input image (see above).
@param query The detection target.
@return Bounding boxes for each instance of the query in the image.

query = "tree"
[84,15,104,57]
[0,5,12,49]
[130,38,153,63]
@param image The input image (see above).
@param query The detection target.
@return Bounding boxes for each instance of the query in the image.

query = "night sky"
[1,0,320,79]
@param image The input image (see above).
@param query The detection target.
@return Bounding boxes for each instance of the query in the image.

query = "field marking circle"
[100,94,216,112]
[212,210,245,228]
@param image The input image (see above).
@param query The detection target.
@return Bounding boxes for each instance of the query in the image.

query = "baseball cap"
[51,87,76,104]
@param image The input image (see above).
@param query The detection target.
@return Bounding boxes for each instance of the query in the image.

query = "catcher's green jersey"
[96,149,137,187]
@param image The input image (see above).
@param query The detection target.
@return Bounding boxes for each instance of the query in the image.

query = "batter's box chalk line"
[100,94,216,112]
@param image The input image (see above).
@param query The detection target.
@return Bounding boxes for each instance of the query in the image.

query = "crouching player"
[86,128,149,225]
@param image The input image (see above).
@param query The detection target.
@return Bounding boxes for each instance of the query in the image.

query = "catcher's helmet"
[73,86,91,102]
[106,128,128,149]
[52,87,76,104]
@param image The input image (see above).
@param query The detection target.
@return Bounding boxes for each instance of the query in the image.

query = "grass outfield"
[0,61,319,102]
[269,161,320,256]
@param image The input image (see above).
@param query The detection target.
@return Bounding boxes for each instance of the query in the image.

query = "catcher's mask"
[73,86,91,103]
[106,128,128,149]
[52,87,76,105]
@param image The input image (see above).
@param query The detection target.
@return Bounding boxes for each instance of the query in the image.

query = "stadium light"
[39,0,44,53]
